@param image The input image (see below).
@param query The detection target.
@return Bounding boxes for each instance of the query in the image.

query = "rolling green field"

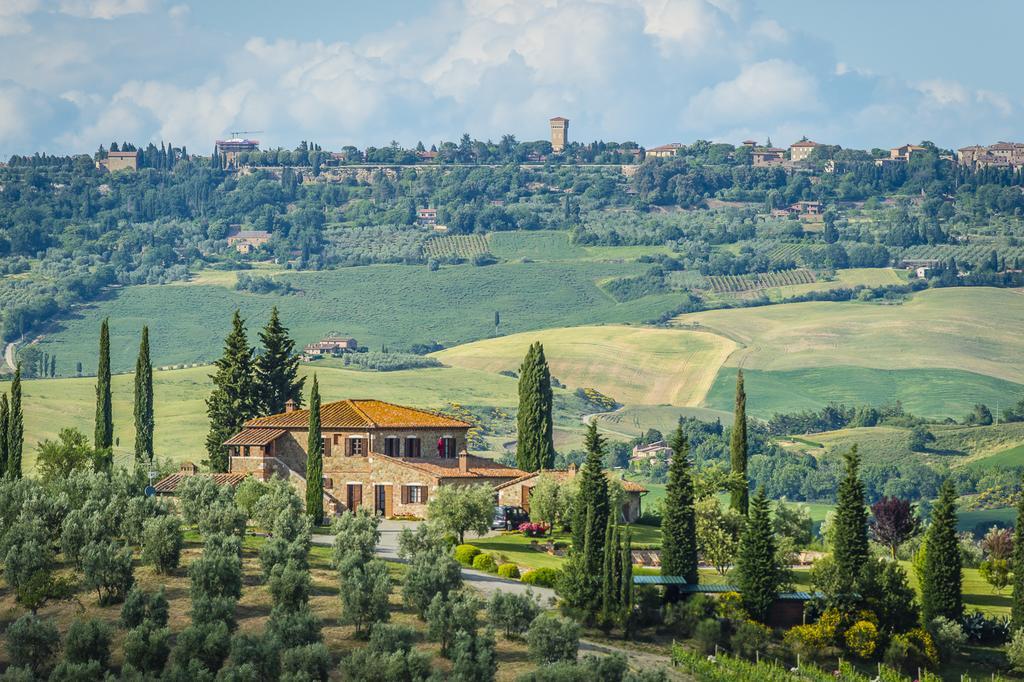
[486,230,673,262]
[1,363,531,473]
[34,260,691,373]
[435,325,735,407]
[679,287,1024,383]
[704,366,1024,420]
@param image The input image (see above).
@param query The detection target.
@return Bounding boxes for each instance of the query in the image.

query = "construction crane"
[229,130,263,138]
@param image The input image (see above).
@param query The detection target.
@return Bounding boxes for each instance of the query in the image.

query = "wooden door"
[383,485,393,517]
[521,485,531,513]
[347,484,362,511]
[374,484,393,517]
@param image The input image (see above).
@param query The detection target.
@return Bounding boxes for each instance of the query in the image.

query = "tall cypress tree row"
[831,446,870,602]
[920,479,962,624]
[0,393,8,478]
[7,364,22,479]
[660,422,698,589]
[305,375,324,522]
[515,342,554,471]
[133,326,154,464]
[256,307,305,414]
[729,370,749,514]
[94,318,113,450]
[600,514,620,625]
[205,311,259,472]
[1011,482,1024,630]
[736,487,781,623]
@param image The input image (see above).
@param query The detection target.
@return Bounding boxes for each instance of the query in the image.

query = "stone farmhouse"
[301,336,359,360]
[222,398,528,518]
[629,440,673,464]
[97,150,138,172]
[495,465,648,523]
[789,139,821,162]
[752,147,786,167]
[958,142,1024,170]
[227,229,271,254]
[646,143,683,159]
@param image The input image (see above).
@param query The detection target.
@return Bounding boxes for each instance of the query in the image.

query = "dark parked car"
[492,505,530,531]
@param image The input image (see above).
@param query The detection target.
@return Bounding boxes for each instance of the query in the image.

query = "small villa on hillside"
[221,398,528,518]
[496,465,648,523]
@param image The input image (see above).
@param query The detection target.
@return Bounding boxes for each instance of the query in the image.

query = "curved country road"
[3,343,15,373]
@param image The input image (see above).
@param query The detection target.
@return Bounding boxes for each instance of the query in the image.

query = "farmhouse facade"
[495,465,648,523]
[222,398,527,518]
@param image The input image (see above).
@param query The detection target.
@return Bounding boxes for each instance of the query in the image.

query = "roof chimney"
[284,399,296,413]
[458,449,470,473]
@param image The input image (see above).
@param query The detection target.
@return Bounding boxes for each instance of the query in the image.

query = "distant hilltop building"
[789,139,821,162]
[549,117,569,152]
[752,146,786,167]
[97,150,137,172]
[302,336,359,361]
[216,138,260,168]
[227,229,271,254]
[646,143,683,159]
[957,142,1024,170]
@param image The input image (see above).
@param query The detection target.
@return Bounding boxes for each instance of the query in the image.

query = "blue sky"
[1,0,1021,158]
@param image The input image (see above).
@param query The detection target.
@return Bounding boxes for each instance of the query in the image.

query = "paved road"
[312,519,557,603]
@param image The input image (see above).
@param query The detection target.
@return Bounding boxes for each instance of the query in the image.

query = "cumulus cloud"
[685,59,821,128]
[0,0,1020,157]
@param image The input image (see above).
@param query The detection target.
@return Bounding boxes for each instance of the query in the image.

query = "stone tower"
[549,117,569,152]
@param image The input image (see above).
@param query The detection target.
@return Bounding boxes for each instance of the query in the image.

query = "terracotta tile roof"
[154,472,248,494]
[376,453,527,480]
[790,140,820,147]
[223,428,286,446]
[245,399,472,429]
[549,116,569,122]
[495,469,648,493]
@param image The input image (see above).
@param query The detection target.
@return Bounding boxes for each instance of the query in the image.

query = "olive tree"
[426,483,495,544]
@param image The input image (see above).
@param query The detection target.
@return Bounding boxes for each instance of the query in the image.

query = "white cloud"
[685,59,820,128]
[916,78,970,107]
[0,0,40,36]
[58,0,156,20]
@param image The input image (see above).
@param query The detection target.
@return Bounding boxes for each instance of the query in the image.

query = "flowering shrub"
[717,591,747,621]
[518,522,550,537]
[784,624,830,657]
[844,620,878,658]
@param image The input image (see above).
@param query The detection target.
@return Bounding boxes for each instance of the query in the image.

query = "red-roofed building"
[495,466,648,522]
[225,398,527,518]
[789,139,821,162]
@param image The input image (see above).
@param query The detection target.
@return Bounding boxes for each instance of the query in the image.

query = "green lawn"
[704,366,1024,421]
[471,531,569,570]
[34,260,692,373]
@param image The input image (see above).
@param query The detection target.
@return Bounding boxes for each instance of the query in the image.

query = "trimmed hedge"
[497,563,521,579]
[472,553,498,573]
[454,544,481,566]
[521,567,561,588]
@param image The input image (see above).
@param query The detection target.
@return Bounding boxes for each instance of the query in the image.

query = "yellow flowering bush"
[817,608,841,642]
[844,620,879,658]
[784,623,830,655]
[717,592,747,621]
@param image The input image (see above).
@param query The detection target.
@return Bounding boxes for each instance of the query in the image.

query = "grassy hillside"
[678,287,1024,383]
[34,260,691,373]
[1,364,530,474]
[704,366,1024,420]
[434,325,735,407]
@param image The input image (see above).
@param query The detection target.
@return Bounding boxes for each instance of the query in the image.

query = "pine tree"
[736,488,780,623]
[920,479,962,623]
[205,311,259,472]
[0,393,8,478]
[832,446,870,601]
[255,307,305,414]
[729,370,749,514]
[515,342,554,471]
[133,326,154,464]
[660,423,698,589]
[305,375,324,522]
[7,364,22,479]
[1011,482,1024,630]
[95,318,113,449]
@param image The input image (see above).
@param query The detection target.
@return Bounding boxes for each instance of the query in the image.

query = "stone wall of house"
[325,455,438,518]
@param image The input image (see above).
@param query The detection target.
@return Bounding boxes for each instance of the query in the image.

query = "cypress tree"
[255,307,305,414]
[660,422,698,590]
[729,370,749,514]
[600,514,619,625]
[133,326,154,464]
[565,421,609,617]
[735,487,780,623]
[0,393,8,478]
[920,479,962,624]
[94,318,113,450]
[619,528,634,635]
[7,364,22,479]
[831,446,870,601]
[1011,481,1024,630]
[515,342,554,471]
[205,311,259,472]
[305,375,324,522]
